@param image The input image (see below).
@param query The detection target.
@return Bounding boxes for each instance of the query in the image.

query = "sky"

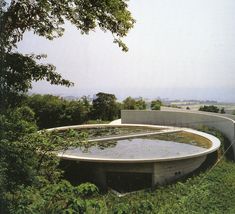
[17,0,235,102]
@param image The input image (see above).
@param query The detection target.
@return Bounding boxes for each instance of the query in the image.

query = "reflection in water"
[59,126,162,140]
[64,136,207,160]
[81,140,117,153]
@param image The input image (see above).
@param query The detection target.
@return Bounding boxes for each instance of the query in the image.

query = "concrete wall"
[121,110,235,159]
[153,155,206,186]
[92,157,206,188]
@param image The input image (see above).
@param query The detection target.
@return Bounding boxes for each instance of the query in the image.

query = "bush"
[123,97,146,110]
[113,203,130,214]
[134,200,154,213]
[151,100,162,110]
[75,183,99,197]
[199,105,220,113]
[220,107,225,114]
[25,94,91,128]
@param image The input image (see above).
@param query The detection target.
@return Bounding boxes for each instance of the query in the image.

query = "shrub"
[76,183,99,197]
[199,105,219,113]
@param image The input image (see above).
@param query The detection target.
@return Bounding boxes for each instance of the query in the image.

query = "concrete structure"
[53,124,220,189]
[122,110,235,160]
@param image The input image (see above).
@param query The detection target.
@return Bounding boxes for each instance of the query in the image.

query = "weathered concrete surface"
[57,125,220,163]
[121,110,235,160]
[152,155,206,186]
[89,156,206,188]
[54,123,220,188]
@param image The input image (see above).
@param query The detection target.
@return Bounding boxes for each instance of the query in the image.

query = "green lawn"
[102,159,235,213]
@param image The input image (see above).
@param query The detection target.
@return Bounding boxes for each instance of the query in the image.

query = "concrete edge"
[56,124,221,163]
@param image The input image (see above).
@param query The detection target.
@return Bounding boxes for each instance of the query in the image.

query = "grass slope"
[103,160,235,213]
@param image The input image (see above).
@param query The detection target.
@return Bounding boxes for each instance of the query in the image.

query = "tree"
[123,96,136,110]
[150,100,162,110]
[0,0,135,110]
[25,94,92,128]
[199,105,220,113]
[123,97,147,110]
[92,92,119,121]
[0,106,96,212]
[135,98,146,110]
[61,97,92,126]
[0,2,135,211]
[0,53,73,110]
[220,107,225,114]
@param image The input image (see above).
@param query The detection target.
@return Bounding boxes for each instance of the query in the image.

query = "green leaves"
[198,105,220,113]
[3,181,104,214]
[151,100,162,110]
[0,106,37,141]
[25,94,92,128]
[0,0,135,109]
[92,92,120,121]
[113,38,128,52]
[1,0,134,51]
[75,182,99,197]
[123,96,147,110]
[0,53,73,110]
[106,160,235,213]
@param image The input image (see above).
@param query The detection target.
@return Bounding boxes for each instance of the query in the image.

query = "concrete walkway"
[109,119,121,125]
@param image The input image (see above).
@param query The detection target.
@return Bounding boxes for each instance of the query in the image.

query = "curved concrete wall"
[121,110,235,159]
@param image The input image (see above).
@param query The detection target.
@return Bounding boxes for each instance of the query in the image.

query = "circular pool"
[47,124,221,190]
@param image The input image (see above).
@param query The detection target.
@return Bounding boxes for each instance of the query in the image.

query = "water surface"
[63,137,207,160]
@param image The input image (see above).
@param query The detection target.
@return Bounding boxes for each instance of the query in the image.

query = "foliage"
[1,103,235,213]
[85,120,111,124]
[0,107,95,213]
[168,104,181,109]
[3,155,235,213]
[25,94,91,128]
[62,97,92,126]
[92,92,120,121]
[134,200,154,213]
[147,131,211,149]
[122,96,136,110]
[4,181,104,214]
[150,99,162,110]
[199,105,220,113]
[76,182,99,197]
[199,105,226,114]
[102,128,235,213]
[72,126,161,139]
[0,0,135,110]
[113,202,130,214]
[0,113,82,184]
[198,126,234,161]
[123,96,146,110]
[0,53,73,110]
[0,106,37,141]
[105,160,235,214]
[1,0,135,51]
[0,1,136,212]
[220,107,225,114]
[135,98,147,110]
